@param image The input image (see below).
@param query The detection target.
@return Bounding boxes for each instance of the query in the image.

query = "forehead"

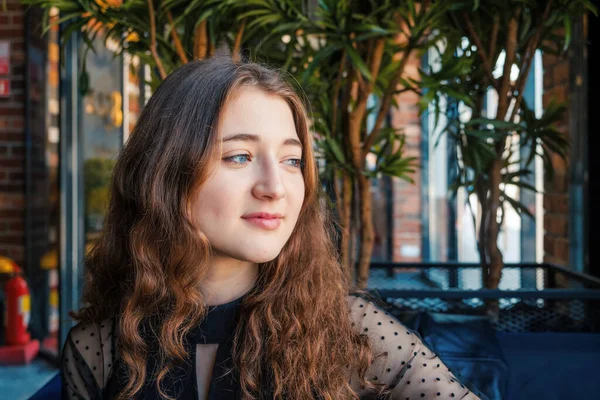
[218,87,299,141]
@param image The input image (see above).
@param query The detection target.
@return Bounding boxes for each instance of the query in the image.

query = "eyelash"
[223,154,305,168]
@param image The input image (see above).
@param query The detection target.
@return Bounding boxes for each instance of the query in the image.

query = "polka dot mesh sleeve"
[60,319,115,400]
[347,296,486,399]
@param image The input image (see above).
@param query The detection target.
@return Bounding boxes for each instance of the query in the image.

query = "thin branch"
[463,12,499,92]
[331,49,347,139]
[364,39,375,73]
[147,0,167,79]
[350,38,385,164]
[167,11,188,64]
[194,20,208,59]
[489,14,500,67]
[340,61,354,166]
[498,6,521,122]
[509,0,554,122]
[355,67,367,93]
[363,47,411,155]
[477,181,490,273]
[232,18,246,62]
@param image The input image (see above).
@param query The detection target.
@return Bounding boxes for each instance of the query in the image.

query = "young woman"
[61,57,485,400]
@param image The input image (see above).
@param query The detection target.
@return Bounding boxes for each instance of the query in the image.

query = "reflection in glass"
[81,36,123,254]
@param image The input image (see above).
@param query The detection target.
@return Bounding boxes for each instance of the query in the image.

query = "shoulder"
[62,318,116,392]
[67,318,114,343]
[346,294,419,361]
[346,294,400,333]
[345,295,485,399]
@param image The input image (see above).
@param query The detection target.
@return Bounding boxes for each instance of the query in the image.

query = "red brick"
[10,41,25,52]
[0,106,22,116]
[0,208,20,218]
[0,132,22,141]
[394,219,422,234]
[543,85,567,106]
[544,235,555,254]
[396,197,420,216]
[544,213,568,236]
[0,193,24,209]
[11,14,24,25]
[542,29,571,264]
[0,234,23,245]
[0,183,23,192]
[0,28,24,38]
[554,237,569,262]
[544,193,569,214]
[0,245,24,263]
[0,158,22,167]
[552,62,569,86]
[8,171,23,181]
[10,145,23,156]
[545,173,568,193]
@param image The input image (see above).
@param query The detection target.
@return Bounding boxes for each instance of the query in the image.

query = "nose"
[251,156,286,201]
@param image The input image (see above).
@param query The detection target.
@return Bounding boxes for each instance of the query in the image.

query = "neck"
[199,255,258,306]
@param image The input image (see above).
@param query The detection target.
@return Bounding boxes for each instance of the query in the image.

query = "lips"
[241,212,283,219]
[241,212,283,230]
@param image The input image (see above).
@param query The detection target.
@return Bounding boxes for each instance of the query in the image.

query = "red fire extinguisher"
[3,261,31,346]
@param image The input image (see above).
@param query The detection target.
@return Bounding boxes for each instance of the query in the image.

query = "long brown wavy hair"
[72,57,381,399]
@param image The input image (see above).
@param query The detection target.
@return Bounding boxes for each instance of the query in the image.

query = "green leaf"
[467,118,521,131]
[300,44,341,83]
[501,190,535,220]
[344,43,373,82]
[580,0,598,16]
[563,17,572,52]
[504,180,538,194]
[325,137,346,165]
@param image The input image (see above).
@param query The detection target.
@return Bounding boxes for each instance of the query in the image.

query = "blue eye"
[285,159,304,168]
[224,154,251,164]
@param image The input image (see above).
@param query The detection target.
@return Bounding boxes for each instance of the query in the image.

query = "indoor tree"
[420,0,596,298]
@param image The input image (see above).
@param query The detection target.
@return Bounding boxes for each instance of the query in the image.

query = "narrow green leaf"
[344,43,373,82]
[563,17,572,52]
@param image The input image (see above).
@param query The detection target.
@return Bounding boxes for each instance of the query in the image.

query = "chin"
[221,245,283,264]
[245,251,282,264]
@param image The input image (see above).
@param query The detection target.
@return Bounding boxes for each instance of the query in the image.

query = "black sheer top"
[61,295,485,399]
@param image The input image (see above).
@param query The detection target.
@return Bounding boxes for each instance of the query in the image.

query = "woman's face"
[192,87,306,263]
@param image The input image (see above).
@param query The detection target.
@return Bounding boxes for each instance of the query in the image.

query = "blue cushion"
[496,331,600,400]
[415,312,509,400]
[28,372,61,400]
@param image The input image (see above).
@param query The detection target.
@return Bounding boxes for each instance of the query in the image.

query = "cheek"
[194,183,238,224]
[291,177,306,213]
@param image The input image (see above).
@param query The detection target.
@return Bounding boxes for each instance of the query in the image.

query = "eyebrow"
[221,133,303,150]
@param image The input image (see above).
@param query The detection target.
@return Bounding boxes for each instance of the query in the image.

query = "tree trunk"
[194,20,208,59]
[484,158,504,318]
[356,174,374,289]
[475,183,490,284]
[485,156,504,289]
[339,171,353,283]
[348,178,360,282]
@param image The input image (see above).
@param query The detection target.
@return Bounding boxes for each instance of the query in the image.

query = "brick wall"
[542,51,570,266]
[389,52,422,262]
[0,2,52,340]
[0,0,26,266]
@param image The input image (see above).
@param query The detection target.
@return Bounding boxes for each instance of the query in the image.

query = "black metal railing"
[366,263,600,333]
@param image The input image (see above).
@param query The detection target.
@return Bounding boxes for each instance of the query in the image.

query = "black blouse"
[60,294,485,399]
